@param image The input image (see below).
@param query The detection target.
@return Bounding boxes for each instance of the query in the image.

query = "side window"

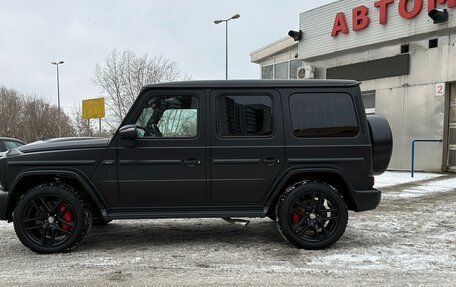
[217,95,273,137]
[289,93,359,138]
[135,95,198,138]
[4,141,24,150]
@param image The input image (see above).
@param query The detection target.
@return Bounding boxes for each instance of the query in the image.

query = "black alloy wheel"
[13,184,92,253]
[276,181,348,249]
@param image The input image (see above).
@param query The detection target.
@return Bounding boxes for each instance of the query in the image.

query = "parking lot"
[0,172,455,286]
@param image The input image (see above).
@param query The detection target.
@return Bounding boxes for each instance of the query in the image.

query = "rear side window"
[289,93,359,137]
[217,95,273,137]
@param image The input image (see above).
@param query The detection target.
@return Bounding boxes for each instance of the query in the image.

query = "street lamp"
[214,13,240,80]
[51,60,64,138]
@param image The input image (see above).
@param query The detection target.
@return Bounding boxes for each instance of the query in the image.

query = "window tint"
[217,95,273,137]
[4,140,24,150]
[135,95,198,138]
[289,93,359,137]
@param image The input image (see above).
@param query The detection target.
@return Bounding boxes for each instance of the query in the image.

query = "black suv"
[0,80,392,253]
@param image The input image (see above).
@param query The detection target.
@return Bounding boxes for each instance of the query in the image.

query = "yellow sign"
[82,97,105,119]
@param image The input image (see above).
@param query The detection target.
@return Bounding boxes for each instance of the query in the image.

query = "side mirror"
[119,125,139,139]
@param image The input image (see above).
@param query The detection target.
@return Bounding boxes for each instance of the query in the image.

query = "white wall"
[299,0,456,59]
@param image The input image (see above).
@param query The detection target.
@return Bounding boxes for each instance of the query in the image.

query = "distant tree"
[0,87,23,136]
[0,86,74,142]
[93,49,188,126]
[71,107,114,138]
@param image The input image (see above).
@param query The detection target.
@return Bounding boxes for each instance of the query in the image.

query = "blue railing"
[411,139,443,177]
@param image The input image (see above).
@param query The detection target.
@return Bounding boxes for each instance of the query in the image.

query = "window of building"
[135,95,198,138]
[289,93,359,138]
[362,90,376,115]
[262,65,273,79]
[274,62,288,79]
[429,39,438,49]
[217,95,273,137]
[400,44,409,54]
[289,59,301,79]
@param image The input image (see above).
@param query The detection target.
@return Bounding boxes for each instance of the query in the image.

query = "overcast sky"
[0,0,335,112]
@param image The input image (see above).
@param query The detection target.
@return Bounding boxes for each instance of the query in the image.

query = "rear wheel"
[13,184,92,254]
[276,181,348,249]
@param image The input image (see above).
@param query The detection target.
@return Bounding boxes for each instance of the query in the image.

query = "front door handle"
[263,158,280,166]
[183,159,201,167]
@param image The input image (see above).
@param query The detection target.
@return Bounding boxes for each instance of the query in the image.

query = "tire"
[276,181,348,250]
[13,184,92,254]
[93,218,112,226]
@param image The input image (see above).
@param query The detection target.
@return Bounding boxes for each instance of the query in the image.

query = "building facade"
[251,0,456,172]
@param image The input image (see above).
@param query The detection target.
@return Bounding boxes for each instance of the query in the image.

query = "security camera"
[428,9,449,24]
[288,30,303,41]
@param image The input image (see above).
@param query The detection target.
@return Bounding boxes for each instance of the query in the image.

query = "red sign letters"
[331,0,456,37]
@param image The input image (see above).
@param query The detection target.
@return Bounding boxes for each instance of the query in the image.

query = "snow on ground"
[0,171,455,286]
[374,171,443,188]
[383,175,456,198]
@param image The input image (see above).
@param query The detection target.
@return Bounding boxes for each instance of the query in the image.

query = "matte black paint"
[0,80,390,221]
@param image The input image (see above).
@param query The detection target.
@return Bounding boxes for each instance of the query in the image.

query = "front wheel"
[276,181,348,249]
[13,184,92,254]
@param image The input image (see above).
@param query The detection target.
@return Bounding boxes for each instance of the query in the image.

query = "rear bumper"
[0,189,8,220]
[351,188,381,212]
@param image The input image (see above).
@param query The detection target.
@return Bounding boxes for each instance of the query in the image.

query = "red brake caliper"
[59,204,73,231]
[292,213,300,224]
[292,206,305,224]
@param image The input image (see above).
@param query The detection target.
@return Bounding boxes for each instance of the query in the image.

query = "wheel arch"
[5,169,107,221]
[264,168,356,216]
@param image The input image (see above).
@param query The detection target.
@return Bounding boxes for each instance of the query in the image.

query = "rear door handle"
[183,159,201,167]
[263,158,280,166]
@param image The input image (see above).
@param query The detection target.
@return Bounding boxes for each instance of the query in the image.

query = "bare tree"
[0,86,74,142]
[93,49,187,126]
[0,87,24,136]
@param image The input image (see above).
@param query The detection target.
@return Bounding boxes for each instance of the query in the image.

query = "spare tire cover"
[367,115,393,175]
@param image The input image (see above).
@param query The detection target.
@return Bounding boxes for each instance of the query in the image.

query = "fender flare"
[6,169,107,217]
[263,167,353,215]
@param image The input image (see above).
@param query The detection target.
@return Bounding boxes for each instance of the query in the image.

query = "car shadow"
[79,219,286,251]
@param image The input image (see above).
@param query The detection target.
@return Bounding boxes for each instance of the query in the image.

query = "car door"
[209,89,285,205]
[117,89,207,206]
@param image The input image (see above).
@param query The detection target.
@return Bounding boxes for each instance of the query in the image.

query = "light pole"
[214,14,240,80]
[51,60,64,138]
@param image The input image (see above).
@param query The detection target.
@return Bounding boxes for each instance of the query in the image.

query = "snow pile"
[374,171,443,188]
[383,176,456,198]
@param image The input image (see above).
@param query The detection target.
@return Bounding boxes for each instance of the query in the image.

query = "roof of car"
[142,79,360,90]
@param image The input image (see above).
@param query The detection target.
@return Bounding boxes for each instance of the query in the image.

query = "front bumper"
[351,188,381,212]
